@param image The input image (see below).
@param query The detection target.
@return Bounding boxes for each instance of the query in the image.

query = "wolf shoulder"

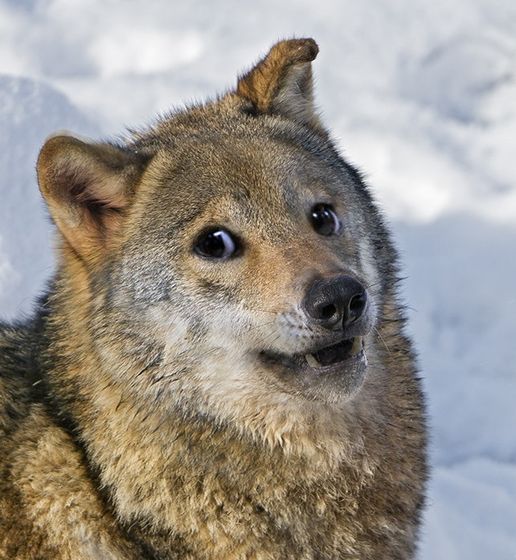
[0,319,37,436]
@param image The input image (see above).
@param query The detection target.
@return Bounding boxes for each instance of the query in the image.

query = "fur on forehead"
[129,101,329,157]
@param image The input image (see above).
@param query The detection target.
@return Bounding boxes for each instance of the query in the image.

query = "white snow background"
[1,0,515,556]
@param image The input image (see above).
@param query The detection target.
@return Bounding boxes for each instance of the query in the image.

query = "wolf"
[0,38,427,559]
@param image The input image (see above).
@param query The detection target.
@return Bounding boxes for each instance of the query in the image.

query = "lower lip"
[259,342,367,377]
[302,348,366,375]
[305,336,364,370]
[258,345,368,399]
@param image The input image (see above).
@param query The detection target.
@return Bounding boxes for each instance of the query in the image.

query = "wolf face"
[37,39,388,453]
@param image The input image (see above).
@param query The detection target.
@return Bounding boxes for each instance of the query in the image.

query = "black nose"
[303,275,367,330]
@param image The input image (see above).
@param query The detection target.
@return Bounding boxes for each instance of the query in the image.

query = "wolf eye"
[194,228,238,260]
[310,204,341,236]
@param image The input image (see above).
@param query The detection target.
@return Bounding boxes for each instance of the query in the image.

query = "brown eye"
[194,228,239,260]
[310,204,341,236]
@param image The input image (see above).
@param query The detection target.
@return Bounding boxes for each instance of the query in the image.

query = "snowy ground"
[0,0,515,556]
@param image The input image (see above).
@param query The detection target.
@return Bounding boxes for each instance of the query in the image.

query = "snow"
[0,0,515,556]
[396,217,516,557]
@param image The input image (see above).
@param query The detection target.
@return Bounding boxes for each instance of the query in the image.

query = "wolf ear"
[236,38,322,130]
[37,135,147,260]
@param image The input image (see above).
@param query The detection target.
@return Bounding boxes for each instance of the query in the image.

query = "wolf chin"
[0,38,427,559]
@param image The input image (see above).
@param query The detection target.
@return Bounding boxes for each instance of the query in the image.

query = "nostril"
[319,303,337,320]
[348,292,366,321]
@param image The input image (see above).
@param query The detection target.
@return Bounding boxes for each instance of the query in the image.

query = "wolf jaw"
[259,335,365,373]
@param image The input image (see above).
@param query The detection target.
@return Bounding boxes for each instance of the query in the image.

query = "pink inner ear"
[57,164,126,215]
[37,137,147,255]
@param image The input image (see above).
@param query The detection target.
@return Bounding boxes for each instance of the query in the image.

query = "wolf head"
[37,39,396,454]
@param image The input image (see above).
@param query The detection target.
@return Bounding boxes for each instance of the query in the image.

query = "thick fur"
[0,39,427,559]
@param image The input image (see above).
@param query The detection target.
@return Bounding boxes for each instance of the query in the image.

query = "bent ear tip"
[37,133,84,175]
[37,134,73,195]
[39,131,81,153]
[270,38,319,64]
[39,130,89,149]
[235,38,323,129]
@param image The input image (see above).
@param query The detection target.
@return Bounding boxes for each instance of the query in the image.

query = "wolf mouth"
[304,336,364,368]
[259,336,365,374]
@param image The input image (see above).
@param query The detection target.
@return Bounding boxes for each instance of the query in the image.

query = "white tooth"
[305,353,320,368]
[351,336,363,356]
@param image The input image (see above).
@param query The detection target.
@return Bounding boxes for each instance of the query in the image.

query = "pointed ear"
[236,38,322,130]
[37,135,148,261]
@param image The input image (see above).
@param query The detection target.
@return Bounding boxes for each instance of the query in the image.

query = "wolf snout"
[302,275,368,332]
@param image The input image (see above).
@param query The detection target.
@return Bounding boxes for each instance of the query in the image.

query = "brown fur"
[0,39,427,559]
